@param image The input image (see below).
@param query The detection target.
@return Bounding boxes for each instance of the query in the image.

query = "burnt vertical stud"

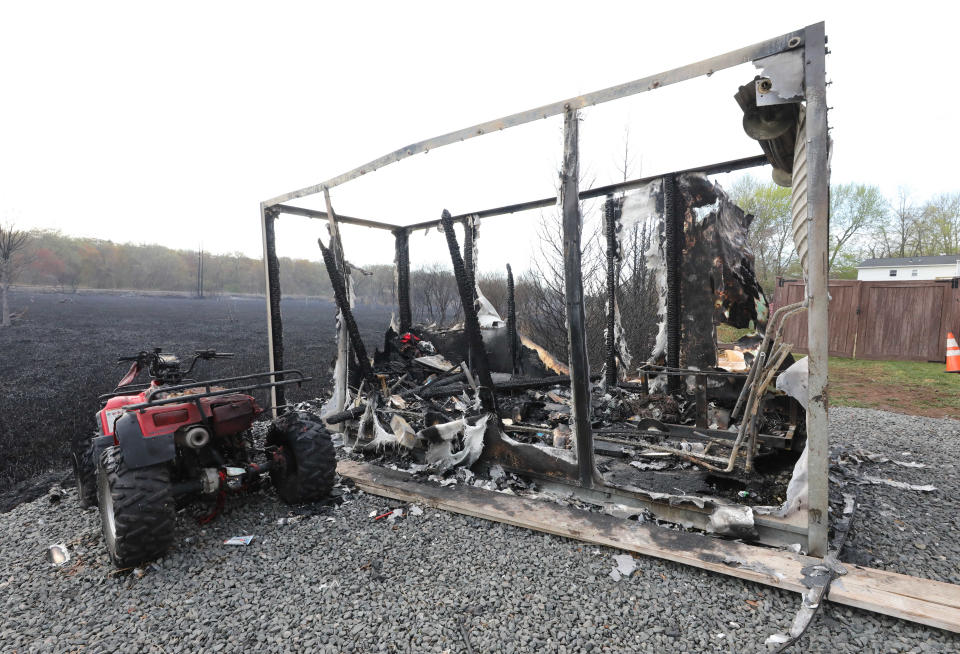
[561,107,596,488]
[440,210,498,414]
[261,206,285,412]
[664,173,682,393]
[463,217,476,302]
[506,263,518,374]
[319,238,376,386]
[604,195,618,387]
[394,228,412,333]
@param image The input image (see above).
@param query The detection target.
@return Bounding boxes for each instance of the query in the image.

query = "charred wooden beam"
[604,195,618,387]
[440,209,498,414]
[664,173,681,393]
[561,108,596,489]
[394,228,412,333]
[318,237,376,386]
[463,217,477,303]
[506,263,518,374]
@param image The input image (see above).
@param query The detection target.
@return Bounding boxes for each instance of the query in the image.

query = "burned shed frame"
[259,24,831,555]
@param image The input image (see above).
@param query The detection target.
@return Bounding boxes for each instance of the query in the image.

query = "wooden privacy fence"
[771,278,960,361]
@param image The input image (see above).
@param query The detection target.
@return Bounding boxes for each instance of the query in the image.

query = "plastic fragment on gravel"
[408,505,424,517]
[223,535,255,546]
[859,475,936,492]
[46,543,69,566]
[609,554,637,581]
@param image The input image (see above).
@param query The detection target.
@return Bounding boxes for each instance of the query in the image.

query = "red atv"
[71,348,336,568]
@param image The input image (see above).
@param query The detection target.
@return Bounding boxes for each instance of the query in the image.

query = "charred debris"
[314,172,808,531]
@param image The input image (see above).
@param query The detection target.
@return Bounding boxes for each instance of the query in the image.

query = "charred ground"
[0,289,392,492]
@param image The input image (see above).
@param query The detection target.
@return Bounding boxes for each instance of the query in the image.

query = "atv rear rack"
[122,369,311,412]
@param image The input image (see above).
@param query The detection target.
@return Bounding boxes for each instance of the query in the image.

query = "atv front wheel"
[96,446,175,568]
[268,412,336,504]
[72,440,98,508]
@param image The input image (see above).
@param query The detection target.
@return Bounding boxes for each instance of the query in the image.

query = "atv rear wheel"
[96,446,175,568]
[268,412,336,504]
[72,440,98,508]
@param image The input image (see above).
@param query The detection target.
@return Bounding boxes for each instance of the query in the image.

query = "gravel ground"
[2,407,959,653]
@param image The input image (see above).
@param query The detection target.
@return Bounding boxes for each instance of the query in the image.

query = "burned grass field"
[0,289,391,493]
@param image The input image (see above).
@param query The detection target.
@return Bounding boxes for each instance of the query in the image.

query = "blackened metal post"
[803,21,830,556]
[561,107,595,488]
[260,205,285,413]
[664,173,681,393]
[506,263,518,374]
[439,209,498,414]
[394,228,412,332]
[604,195,618,387]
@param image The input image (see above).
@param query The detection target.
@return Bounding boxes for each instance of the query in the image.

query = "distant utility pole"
[197,244,204,298]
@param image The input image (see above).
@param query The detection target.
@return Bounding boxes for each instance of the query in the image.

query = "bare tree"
[828,183,887,272]
[411,263,460,327]
[0,224,30,327]
[919,192,960,255]
[729,176,796,291]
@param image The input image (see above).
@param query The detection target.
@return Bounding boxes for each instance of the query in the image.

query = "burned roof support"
[561,108,597,489]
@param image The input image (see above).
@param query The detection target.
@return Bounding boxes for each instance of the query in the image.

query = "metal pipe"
[561,107,596,489]
[802,20,831,557]
[731,300,805,420]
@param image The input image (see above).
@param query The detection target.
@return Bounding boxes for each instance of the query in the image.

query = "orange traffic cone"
[947,332,960,373]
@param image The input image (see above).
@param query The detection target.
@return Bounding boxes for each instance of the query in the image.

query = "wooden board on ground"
[337,460,960,633]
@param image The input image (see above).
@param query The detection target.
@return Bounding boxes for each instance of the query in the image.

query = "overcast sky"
[3,2,957,275]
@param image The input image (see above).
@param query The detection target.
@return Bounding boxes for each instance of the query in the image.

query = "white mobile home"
[857,254,960,281]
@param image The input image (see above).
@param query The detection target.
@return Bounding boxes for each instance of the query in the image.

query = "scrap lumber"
[338,460,960,634]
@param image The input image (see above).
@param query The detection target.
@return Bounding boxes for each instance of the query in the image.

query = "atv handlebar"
[114,348,235,387]
[194,349,233,360]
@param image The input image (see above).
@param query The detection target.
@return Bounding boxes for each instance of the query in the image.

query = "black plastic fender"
[114,412,175,469]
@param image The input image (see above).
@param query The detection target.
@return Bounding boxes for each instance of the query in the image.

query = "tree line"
[8,176,956,368]
[730,178,960,292]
